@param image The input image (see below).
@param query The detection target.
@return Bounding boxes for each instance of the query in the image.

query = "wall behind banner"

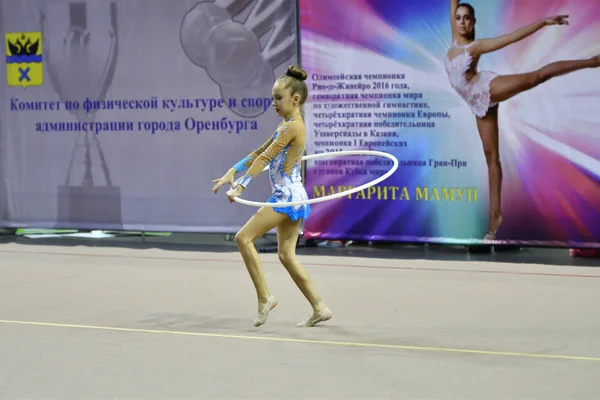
[299,0,600,247]
[0,0,298,232]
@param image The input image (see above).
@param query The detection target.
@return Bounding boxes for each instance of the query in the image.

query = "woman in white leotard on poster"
[445,1,600,240]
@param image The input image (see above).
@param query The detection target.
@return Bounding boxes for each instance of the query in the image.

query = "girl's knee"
[278,251,295,266]
[235,231,251,246]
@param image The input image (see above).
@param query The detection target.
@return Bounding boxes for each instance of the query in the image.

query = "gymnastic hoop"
[231,150,399,207]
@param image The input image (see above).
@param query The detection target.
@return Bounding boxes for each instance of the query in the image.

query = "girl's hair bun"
[285,65,308,81]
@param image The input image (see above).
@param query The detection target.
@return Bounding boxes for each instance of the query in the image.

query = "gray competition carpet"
[1,239,600,399]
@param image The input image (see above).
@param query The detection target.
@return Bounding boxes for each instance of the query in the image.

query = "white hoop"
[232,150,399,207]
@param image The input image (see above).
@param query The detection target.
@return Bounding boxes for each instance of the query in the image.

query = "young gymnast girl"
[446,1,599,240]
[212,65,332,328]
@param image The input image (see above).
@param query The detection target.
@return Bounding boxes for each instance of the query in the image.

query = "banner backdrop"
[300,0,600,246]
[0,0,297,232]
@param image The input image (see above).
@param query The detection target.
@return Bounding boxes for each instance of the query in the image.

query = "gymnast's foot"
[296,306,332,327]
[484,214,503,240]
[254,295,277,327]
[593,55,600,68]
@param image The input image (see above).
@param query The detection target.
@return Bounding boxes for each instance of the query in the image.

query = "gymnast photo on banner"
[445,0,600,240]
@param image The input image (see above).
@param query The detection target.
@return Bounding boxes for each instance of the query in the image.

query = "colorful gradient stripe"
[300,0,600,246]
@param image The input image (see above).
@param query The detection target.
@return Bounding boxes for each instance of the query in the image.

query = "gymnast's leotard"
[445,40,498,118]
[232,112,310,221]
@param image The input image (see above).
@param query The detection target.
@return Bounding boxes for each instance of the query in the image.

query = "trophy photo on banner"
[42,1,122,229]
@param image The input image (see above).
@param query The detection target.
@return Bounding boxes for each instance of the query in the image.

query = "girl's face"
[271,80,299,117]
[455,6,475,37]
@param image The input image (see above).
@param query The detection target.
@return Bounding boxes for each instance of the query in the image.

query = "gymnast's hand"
[544,15,569,26]
[226,184,244,203]
[212,169,235,194]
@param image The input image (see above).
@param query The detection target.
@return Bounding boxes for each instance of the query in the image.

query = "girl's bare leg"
[476,105,503,239]
[276,216,331,327]
[235,206,287,326]
[490,57,598,103]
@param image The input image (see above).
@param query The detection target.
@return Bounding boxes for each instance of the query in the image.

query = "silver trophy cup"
[42,1,122,229]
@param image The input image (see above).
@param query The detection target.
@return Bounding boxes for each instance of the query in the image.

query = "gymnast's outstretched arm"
[450,0,459,38]
[232,122,299,192]
[212,133,275,194]
[231,134,276,176]
[471,15,569,56]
